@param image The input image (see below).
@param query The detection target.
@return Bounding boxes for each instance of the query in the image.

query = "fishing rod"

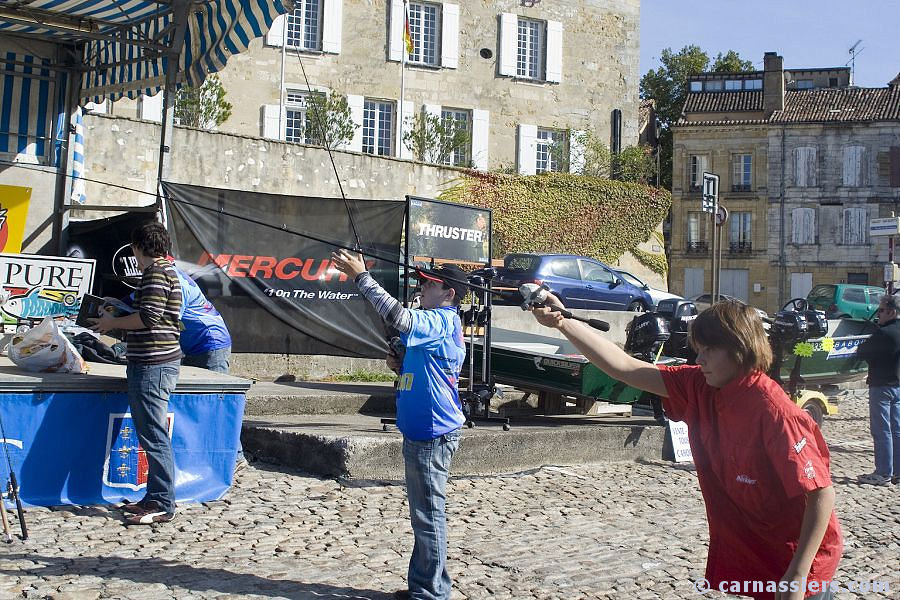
[0,412,27,540]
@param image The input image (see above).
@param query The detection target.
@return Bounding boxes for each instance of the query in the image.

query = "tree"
[712,50,755,73]
[403,112,471,165]
[174,74,232,129]
[303,91,358,150]
[639,46,754,189]
[561,130,657,184]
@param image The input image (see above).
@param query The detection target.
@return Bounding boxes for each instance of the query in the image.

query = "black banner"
[67,211,153,299]
[407,196,491,264]
[164,182,404,357]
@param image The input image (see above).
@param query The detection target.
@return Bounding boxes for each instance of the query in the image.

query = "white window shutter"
[471,109,489,170]
[322,0,342,54]
[568,129,585,173]
[423,104,442,120]
[345,94,364,152]
[441,4,459,69]
[399,100,414,159]
[262,104,283,139]
[266,14,286,47]
[545,20,563,83]
[499,13,518,76]
[139,93,163,123]
[791,208,815,244]
[517,124,537,175]
[389,0,404,62]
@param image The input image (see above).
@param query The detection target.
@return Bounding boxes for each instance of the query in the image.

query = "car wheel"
[802,400,825,427]
[627,301,646,312]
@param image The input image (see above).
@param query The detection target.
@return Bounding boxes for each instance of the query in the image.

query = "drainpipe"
[778,123,786,307]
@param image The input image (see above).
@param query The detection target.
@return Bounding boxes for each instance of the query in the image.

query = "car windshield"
[503,254,541,273]
[616,271,643,287]
[808,285,836,302]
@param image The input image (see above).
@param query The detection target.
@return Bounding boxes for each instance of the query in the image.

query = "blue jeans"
[403,429,461,600]
[182,347,231,374]
[869,385,900,477]
[127,359,180,513]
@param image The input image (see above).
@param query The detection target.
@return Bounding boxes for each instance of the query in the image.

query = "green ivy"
[439,172,671,274]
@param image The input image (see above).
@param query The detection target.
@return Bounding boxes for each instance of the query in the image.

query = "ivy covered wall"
[440,172,672,275]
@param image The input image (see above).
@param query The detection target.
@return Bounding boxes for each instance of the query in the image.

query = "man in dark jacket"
[856,294,900,486]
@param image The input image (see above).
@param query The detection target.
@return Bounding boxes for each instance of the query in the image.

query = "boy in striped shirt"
[91,221,183,524]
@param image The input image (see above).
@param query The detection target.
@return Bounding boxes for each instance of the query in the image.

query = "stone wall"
[112,0,642,170]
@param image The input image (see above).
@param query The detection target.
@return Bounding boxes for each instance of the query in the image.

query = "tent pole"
[51,59,80,255]
[155,0,191,211]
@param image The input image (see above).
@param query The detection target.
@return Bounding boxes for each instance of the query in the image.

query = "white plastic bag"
[8,317,88,373]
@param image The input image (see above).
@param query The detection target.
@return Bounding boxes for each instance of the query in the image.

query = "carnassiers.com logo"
[196,252,374,282]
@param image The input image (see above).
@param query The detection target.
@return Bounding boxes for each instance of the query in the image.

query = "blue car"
[495,253,653,311]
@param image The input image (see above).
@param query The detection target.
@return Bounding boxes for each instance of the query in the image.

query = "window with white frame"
[441,108,471,167]
[689,81,702,92]
[795,79,814,89]
[284,90,326,144]
[732,153,752,191]
[729,212,752,252]
[791,207,816,244]
[842,207,867,245]
[686,212,709,251]
[517,18,544,80]
[363,99,394,156]
[842,145,866,186]
[536,128,566,173]
[725,80,742,90]
[744,79,762,90]
[286,0,323,50]
[795,146,817,187]
[689,154,709,190]
[407,2,440,66]
[705,80,723,91]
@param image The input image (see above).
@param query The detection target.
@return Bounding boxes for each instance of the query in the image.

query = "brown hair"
[688,300,772,373]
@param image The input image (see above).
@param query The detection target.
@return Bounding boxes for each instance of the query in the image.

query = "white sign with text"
[668,420,694,463]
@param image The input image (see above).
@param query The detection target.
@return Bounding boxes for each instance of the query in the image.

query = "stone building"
[111,0,641,175]
[669,52,900,313]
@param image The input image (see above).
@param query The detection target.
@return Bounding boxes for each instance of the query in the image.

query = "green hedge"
[439,171,672,274]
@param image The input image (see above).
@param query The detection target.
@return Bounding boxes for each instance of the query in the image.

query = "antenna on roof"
[847,39,864,85]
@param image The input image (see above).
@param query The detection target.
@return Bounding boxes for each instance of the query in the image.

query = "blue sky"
[640,0,900,88]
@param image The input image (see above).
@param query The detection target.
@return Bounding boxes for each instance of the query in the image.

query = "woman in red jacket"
[531,298,842,600]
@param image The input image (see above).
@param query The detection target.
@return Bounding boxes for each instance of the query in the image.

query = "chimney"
[763,52,784,116]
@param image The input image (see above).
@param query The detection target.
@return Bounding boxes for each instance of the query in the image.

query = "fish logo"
[103,413,174,490]
[2,287,79,319]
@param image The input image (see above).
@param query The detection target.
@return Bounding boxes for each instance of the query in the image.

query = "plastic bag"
[8,317,88,374]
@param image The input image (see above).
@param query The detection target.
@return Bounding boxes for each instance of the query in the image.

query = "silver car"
[614,269,683,308]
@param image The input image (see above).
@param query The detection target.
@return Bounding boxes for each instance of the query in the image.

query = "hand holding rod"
[519,283,610,332]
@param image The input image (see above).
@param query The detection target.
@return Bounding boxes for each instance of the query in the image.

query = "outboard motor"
[771,310,809,345]
[625,312,671,360]
[802,309,828,339]
[656,299,698,361]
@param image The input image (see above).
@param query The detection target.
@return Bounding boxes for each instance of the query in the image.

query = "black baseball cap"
[416,265,469,300]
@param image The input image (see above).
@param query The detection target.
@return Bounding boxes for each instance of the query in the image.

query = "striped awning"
[0,0,292,103]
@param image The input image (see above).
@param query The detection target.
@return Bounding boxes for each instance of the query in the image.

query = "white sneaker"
[857,472,892,486]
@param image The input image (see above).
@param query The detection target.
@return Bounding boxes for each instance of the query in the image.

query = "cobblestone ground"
[1,390,898,600]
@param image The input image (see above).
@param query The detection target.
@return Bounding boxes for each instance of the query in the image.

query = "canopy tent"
[0,0,291,102]
[0,0,291,249]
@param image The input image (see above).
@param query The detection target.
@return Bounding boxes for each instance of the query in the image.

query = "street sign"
[715,205,728,227]
[701,172,719,213]
[870,217,900,237]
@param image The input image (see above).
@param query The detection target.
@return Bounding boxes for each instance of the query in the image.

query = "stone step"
[242,413,667,481]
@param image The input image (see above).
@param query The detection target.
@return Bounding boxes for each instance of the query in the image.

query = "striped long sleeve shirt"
[127,258,183,364]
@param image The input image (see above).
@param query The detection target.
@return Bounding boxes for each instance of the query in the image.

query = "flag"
[70,106,86,205]
[403,6,414,56]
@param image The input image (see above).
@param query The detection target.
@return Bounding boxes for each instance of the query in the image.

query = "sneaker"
[857,472,893,486]
[124,501,176,525]
[121,498,151,514]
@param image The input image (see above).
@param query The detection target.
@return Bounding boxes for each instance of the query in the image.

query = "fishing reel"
[518,283,610,332]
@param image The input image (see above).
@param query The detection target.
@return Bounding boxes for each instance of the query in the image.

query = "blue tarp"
[0,391,244,507]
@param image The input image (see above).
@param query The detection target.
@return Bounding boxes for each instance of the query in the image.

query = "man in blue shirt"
[332,250,467,600]
[175,267,232,373]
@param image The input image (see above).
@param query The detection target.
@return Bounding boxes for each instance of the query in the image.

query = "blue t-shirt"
[175,269,231,355]
[397,305,467,441]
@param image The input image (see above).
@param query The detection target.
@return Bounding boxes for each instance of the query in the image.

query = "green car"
[806,284,884,320]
